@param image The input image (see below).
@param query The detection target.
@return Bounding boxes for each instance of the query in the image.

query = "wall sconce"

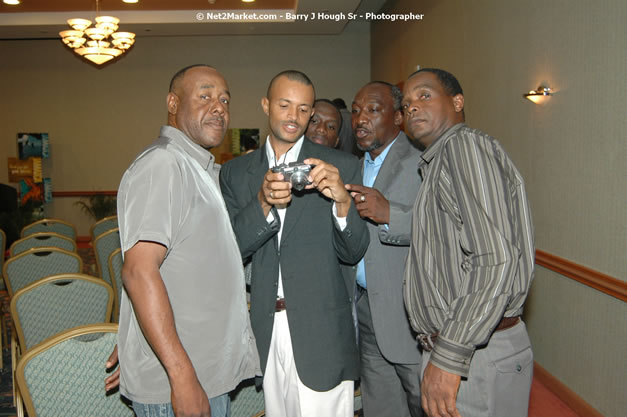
[524,85,552,104]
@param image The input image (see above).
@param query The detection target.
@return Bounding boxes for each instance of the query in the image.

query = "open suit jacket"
[219,139,370,391]
[358,133,423,363]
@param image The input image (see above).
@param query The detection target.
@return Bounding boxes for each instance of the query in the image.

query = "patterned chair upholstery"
[94,228,120,284]
[2,247,83,297]
[90,215,118,242]
[21,218,77,241]
[9,232,77,257]
[108,248,124,322]
[16,324,133,417]
[231,380,265,417]
[10,273,113,350]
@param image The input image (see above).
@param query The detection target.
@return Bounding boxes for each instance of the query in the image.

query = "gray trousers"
[421,321,533,417]
[357,292,423,417]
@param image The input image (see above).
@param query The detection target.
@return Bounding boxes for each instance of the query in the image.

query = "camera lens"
[290,171,309,191]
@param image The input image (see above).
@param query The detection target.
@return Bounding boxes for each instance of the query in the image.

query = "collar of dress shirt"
[160,125,215,171]
[365,132,401,167]
[419,122,466,166]
[264,135,305,168]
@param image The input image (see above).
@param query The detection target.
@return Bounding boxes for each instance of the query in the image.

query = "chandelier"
[59,2,135,65]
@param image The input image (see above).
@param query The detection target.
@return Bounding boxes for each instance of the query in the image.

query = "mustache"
[204,116,225,126]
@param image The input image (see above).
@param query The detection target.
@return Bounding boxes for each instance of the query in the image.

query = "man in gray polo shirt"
[114,64,259,417]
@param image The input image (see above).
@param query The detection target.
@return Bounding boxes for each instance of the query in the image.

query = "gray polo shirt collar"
[160,125,215,171]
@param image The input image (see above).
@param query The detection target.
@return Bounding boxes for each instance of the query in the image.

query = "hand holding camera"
[271,162,315,191]
[302,158,352,217]
[259,158,352,217]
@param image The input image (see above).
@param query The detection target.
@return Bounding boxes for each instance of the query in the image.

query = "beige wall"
[371,0,626,416]
[0,21,370,235]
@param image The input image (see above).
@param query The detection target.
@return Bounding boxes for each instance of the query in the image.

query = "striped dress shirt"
[404,123,534,377]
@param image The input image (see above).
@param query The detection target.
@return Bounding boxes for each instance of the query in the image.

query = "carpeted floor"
[0,289,16,417]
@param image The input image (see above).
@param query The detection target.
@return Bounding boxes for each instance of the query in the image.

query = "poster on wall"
[17,132,49,160]
[8,132,51,209]
[7,157,42,183]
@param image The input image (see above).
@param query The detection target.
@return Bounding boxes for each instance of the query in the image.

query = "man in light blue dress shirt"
[346,81,424,417]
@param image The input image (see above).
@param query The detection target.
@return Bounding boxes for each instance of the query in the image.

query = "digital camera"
[271,162,314,191]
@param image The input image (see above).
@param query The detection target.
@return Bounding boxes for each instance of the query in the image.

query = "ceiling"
[0,0,390,39]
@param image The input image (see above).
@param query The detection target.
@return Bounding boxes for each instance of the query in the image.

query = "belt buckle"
[417,333,434,352]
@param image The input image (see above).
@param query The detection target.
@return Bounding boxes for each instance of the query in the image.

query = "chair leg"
[15,386,24,417]
[11,333,17,406]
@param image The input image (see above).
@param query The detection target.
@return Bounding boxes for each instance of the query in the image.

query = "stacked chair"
[9,232,76,257]
[0,218,130,415]
[3,247,83,297]
[94,228,121,317]
[16,324,133,416]
[108,248,124,322]
[20,218,77,241]
[90,215,118,242]
[231,381,266,417]
[10,274,113,350]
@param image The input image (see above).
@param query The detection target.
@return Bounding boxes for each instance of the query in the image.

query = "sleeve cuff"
[332,202,347,231]
[430,336,475,377]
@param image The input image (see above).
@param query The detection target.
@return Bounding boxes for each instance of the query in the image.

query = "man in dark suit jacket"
[220,70,369,417]
[346,82,424,417]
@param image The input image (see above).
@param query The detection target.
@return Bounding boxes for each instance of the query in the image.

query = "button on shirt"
[355,137,397,289]
[265,136,347,298]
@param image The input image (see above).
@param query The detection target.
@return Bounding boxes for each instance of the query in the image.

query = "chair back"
[21,218,77,241]
[9,232,77,257]
[2,247,83,297]
[231,380,265,417]
[94,227,120,283]
[16,324,133,417]
[108,248,123,322]
[11,273,113,350]
[90,215,118,242]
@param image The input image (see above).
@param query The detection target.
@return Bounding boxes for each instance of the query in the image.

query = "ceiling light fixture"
[59,0,136,65]
[123,0,139,3]
[3,0,21,5]
[523,85,552,104]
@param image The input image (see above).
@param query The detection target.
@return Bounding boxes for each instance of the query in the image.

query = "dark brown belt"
[275,298,286,312]
[418,316,521,352]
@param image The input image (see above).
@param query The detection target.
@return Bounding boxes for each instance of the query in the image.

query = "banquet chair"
[94,227,120,283]
[10,273,113,350]
[108,248,123,322]
[9,232,77,257]
[10,274,113,417]
[90,215,118,242]
[230,380,265,417]
[2,247,83,297]
[16,324,133,417]
[21,218,77,241]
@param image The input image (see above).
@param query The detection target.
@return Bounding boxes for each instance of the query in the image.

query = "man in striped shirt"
[402,68,535,417]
